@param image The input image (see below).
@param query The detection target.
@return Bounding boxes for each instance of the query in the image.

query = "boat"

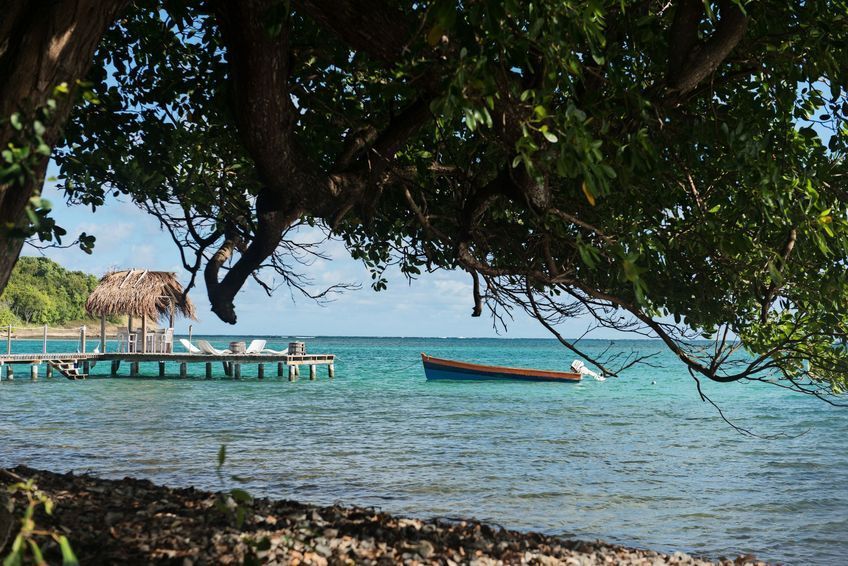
[421,353,581,383]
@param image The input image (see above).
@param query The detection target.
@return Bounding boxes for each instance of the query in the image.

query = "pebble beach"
[1,467,765,565]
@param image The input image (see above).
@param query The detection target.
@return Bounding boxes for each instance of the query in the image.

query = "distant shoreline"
[4,329,673,341]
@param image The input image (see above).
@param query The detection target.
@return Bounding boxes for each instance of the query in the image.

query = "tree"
[0,257,99,325]
[2,1,848,400]
[0,0,128,290]
[4,285,55,324]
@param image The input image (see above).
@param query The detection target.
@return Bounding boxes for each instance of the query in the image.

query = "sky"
[23,170,619,339]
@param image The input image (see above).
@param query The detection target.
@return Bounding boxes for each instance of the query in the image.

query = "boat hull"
[421,354,581,383]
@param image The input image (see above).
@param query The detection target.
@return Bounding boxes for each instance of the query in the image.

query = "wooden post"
[111,360,119,376]
[233,363,241,379]
[31,364,38,380]
[42,325,47,354]
[130,362,138,377]
[140,315,147,354]
[83,360,90,375]
[159,362,166,377]
[6,365,13,380]
[288,365,295,381]
[100,315,106,353]
[127,315,133,353]
[46,364,53,378]
[277,362,284,377]
[294,364,300,377]
[258,363,264,379]
[7,324,11,355]
[309,365,316,380]
[80,325,87,353]
[180,362,187,378]
[222,361,231,376]
[328,364,335,378]
[205,362,212,379]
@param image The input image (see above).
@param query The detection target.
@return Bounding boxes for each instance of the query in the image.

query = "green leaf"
[229,488,252,504]
[27,540,44,564]
[9,113,22,131]
[767,261,783,285]
[3,535,24,566]
[58,536,79,566]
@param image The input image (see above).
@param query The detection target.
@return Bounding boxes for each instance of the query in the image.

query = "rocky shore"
[1,467,764,565]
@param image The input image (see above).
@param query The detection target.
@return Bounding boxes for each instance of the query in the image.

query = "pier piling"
[1,348,334,384]
[328,364,335,378]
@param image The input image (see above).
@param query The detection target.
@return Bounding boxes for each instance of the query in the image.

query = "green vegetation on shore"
[0,257,106,327]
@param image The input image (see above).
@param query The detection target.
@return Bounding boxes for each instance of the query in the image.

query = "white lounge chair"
[262,346,289,355]
[197,339,230,355]
[245,339,267,354]
[179,338,202,354]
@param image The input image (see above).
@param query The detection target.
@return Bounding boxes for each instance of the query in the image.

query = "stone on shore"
[1,467,765,565]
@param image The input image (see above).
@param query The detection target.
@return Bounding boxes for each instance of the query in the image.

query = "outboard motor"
[571,360,605,381]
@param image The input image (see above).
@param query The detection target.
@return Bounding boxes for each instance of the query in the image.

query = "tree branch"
[667,0,749,95]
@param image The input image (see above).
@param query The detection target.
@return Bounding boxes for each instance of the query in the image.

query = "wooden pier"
[0,352,335,381]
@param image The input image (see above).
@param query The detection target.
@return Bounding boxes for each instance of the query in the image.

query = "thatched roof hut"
[86,269,196,322]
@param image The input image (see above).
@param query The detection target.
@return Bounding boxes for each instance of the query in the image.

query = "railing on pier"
[0,330,336,382]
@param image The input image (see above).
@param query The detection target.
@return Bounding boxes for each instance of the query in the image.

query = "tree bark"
[666,0,748,95]
[0,0,126,293]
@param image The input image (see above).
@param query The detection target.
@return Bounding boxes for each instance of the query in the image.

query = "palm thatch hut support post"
[85,269,196,355]
[140,314,147,353]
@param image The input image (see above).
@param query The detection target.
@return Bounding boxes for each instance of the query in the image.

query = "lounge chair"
[197,339,230,355]
[262,346,289,355]
[245,339,267,354]
[179,338,202,354]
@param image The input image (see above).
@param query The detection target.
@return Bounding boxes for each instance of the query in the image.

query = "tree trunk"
[0,0,126,293]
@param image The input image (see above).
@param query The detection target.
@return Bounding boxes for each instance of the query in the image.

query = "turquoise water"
[1,336,846,564]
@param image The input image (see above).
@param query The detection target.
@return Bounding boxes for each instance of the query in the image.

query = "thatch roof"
[86,269,197,321]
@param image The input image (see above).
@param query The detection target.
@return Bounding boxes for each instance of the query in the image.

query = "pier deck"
[0,352,335,381]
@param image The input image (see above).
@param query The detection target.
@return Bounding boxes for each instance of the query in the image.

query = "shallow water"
[1,336,846,564]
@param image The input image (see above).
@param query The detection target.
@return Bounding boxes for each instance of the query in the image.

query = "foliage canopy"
[0,257,100,326]
[2,0,848,401]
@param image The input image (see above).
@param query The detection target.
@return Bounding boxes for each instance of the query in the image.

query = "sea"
[1,336,846,565]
